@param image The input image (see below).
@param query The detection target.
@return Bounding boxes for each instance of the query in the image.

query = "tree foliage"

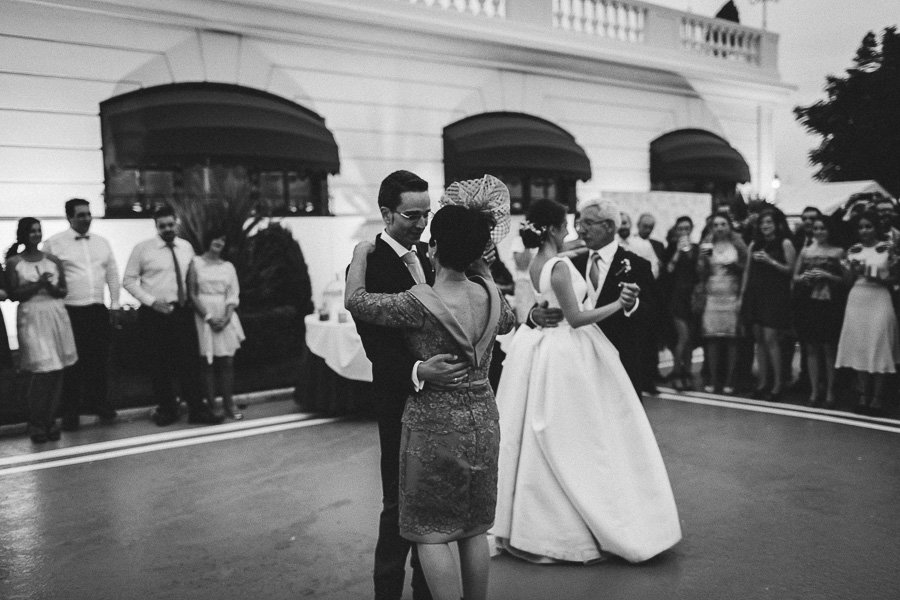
[794,27,900,196]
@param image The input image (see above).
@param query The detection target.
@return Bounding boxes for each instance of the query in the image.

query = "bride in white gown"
[491,199,681,564]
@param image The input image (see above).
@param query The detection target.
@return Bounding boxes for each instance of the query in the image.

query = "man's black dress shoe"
[151,409,179,427]
[187,411,225,425]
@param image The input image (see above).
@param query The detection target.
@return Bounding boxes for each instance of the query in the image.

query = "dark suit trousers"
[374,390,431,600]
[138,305,205,417]
[62,304,115,421]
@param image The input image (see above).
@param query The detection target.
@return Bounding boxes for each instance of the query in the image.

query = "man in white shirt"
[43,198,120,431]
[123,206,222,426]
[618,212,660,279]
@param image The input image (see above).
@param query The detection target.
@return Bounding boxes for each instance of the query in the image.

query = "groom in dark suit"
[354,170,467,600]
[570,198,654,395]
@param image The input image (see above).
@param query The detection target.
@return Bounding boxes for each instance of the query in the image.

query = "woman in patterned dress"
[791,216,846,407]
[5,217,78,443]
[345,205,515,600]
[697,214,747,394]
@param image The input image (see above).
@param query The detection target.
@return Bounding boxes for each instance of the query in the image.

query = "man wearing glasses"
[352,170,466,600]
[571,199,653,396]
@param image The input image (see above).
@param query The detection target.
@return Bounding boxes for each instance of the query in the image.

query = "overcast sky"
[652,0,898,192]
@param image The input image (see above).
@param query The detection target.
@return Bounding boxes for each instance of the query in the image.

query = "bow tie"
[75,234,90,240]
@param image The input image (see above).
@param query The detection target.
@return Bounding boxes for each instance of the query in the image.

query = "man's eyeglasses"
[577,218,611,229]
[395,210,431,222]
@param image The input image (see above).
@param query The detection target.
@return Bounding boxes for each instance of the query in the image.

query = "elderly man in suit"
[353,170,467,600]
[571,199,654,395]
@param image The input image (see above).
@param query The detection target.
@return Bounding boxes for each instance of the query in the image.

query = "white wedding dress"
[490,257,682,563]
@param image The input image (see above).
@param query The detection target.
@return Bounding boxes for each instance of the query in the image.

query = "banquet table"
[296,314,373,416]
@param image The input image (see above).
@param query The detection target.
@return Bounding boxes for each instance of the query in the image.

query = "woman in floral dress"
[345,205,515,600]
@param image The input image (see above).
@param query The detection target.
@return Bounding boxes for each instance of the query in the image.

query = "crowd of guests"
[618,192,900,416]
[0,200,246,443]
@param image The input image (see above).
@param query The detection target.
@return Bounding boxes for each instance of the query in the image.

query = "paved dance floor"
[1,393,899,600]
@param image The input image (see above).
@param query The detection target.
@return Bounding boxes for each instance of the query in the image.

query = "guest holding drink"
[5,217,78,443]
[792,216,845,407]
[697,214,747,394]
[835,210,900,415]
[664,216,699,390]
[740,209,796,402]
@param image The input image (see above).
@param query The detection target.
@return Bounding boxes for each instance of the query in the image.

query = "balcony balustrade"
[393,0,778,74]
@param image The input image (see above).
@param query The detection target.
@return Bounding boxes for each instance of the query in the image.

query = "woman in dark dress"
[663,216,699,390]
[346,205,515,600]
[741,209,796,401]
[791,216,845,407]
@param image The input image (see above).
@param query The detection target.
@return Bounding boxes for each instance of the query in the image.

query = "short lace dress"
[346,277,516,543]
[191,257,245,363]
[14,256,78,373]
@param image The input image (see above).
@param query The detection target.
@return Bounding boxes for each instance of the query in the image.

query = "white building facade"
[1,0,790,305]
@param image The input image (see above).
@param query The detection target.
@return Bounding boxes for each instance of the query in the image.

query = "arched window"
[100,83,340,217]
[443,112,591,214]
[650,128,750,209]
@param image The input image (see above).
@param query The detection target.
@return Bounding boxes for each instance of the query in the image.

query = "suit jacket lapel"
[376,234,416,288]
[598,246,626,304]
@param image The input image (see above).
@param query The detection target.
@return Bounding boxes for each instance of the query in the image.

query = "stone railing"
[392,0,777,73]
[401,0,507,18]
[552,0,647,43]
[680,12,762,64]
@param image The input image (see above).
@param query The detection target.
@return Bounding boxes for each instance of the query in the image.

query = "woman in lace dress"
[188,230,245,420]
[5,217,78,443]
[345,205,515,600]
[491,199,681,564]
[697,214,747,394]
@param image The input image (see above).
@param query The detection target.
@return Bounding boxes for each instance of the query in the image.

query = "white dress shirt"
[43,228,121,309]
[620,234,660,279]
[382,230,427,284]
[123,236,195,307]
[381,230,428,390]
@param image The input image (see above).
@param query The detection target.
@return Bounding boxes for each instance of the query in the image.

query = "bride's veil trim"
[408,276,501,367]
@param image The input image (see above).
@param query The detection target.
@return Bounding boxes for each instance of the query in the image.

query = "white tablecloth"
[304,314,373,382]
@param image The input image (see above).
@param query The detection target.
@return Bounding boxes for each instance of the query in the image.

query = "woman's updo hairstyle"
[429,205,494,272]
[520,199,567,249]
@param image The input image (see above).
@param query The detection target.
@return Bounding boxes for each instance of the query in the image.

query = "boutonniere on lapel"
[614,257,633,281]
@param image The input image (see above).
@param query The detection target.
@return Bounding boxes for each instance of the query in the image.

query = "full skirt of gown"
[491,321,682,563]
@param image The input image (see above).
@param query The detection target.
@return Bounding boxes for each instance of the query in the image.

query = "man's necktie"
[75,234,90,240]
[589,252,602,288]
[166,241,187,306]
[403,250,426,285]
